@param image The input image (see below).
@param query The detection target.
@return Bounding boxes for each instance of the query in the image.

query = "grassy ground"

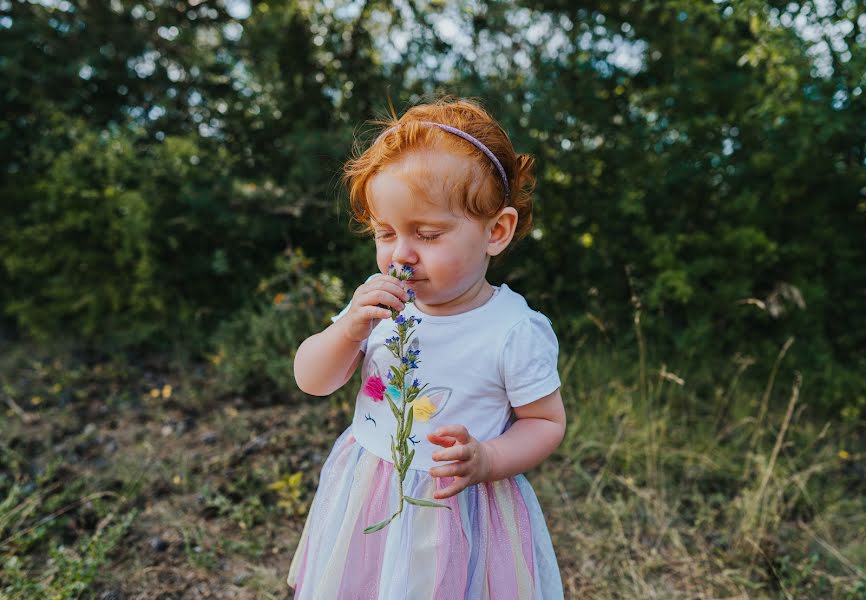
[1,337,864,599]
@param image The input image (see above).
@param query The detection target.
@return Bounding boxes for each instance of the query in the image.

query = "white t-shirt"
[331,281,561,471]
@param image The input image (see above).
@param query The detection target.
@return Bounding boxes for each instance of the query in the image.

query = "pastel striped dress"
[287,284,564,598]
[286,426,564,599]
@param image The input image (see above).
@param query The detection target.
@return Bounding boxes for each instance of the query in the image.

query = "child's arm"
[293,274,411,396]
[482,388,566,481]
[427,388,566,498]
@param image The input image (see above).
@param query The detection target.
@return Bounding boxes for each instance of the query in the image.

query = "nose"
[391,237,418,267]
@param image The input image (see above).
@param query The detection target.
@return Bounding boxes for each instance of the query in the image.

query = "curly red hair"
[344,96,536,243]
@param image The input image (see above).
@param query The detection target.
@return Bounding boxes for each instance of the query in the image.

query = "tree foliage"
[1,0,863,413]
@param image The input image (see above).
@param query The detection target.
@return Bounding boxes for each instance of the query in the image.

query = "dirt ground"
[2,351,362,598]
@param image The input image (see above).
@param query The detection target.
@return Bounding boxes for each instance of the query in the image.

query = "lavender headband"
[374,121,511,201]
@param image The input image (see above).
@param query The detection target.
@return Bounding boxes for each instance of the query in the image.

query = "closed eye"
[364,413,377,427]
[417,232,441,242]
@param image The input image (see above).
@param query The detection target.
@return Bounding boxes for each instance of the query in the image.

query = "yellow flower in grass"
[413,396,436,422]
[838,450,850,460]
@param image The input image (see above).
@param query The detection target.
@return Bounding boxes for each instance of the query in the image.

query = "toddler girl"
[287,97,566,599]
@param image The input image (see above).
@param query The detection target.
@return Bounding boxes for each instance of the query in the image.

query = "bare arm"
[293,320,365,396]
[482,388,566,481]
[293,274,411,396]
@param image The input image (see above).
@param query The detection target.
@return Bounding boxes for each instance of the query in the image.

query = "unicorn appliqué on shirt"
[359,338,452,448]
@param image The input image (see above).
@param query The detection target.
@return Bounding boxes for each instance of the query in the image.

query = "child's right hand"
[339,274,411,343]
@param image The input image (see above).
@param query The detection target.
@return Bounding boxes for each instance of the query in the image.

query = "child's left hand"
[427,424,493,500]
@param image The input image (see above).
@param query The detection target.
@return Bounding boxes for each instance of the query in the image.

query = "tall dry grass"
[532,274,865,599]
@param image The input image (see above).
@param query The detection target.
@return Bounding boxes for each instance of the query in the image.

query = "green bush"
[0,120,290,355]
[207,249,345,398]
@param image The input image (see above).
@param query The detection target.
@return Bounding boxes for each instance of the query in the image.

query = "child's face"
[367,150,496,315]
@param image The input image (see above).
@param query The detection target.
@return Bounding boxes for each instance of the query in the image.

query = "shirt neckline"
[406,283,508,324]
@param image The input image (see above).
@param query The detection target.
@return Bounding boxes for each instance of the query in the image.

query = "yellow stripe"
[313,452,378,599]
[493,481,533,599]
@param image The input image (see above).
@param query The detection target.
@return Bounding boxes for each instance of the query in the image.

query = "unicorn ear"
[364,358,382,381]
[422,386,452,419]
[408,337,420,353]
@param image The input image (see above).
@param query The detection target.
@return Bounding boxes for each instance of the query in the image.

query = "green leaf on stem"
[404,496,451,510]
[363,512,398,533]
[405,404,414,433]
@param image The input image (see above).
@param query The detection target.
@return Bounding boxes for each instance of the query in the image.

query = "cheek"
[375,245,391,271]
[431,248,479,278]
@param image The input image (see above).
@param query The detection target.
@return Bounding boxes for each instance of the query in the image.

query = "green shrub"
[207,249,345,398]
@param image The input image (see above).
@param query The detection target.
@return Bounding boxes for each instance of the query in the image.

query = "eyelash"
[374,232,441,242]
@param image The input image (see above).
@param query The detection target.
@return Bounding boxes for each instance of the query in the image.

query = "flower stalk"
[363,265,451,534]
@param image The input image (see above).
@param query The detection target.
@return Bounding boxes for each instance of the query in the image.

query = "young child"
[287,97,566,599]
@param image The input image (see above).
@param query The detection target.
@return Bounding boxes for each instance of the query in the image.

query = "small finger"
[361,276,410,302]
[376,275,412,298]
[430,462,464,478]
[364,305,392,320]
[434,425,470,443]
[433,480,464,500]
[432,446,470,462]
[361,289,405,312]
[427,433,457,447]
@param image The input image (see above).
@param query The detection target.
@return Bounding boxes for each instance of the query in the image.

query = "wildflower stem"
[362,265,449,535]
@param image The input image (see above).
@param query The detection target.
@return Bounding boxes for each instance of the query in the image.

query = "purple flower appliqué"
[363,376,386,402]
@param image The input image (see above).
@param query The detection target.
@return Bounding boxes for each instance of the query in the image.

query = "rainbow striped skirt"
[287,425,564,599]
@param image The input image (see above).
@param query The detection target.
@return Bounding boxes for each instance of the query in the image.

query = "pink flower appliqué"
[363,376,386,402]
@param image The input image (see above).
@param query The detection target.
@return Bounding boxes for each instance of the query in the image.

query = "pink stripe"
[433,477,470,600]
[336,458,393,598]
[485,481,520,599]
[509,479,535,581]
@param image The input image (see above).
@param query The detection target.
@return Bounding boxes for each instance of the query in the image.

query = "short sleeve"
[329,274,380,353]
[500,311,561,407]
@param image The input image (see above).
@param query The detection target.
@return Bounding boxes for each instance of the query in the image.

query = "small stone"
[160,424,173,437]
[150,536,168,552]
[100,591,121,600]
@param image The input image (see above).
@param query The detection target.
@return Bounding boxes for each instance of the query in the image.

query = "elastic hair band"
[374,121,511,201]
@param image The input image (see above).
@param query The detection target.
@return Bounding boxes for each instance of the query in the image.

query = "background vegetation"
[1,0,864,597]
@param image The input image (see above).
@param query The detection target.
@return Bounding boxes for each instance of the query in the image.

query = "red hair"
[344,96,536,242]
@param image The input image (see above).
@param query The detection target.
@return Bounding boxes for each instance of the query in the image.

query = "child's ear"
[486,207,518,257]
